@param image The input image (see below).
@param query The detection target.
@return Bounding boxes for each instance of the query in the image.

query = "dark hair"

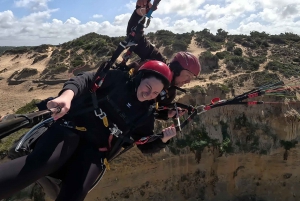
[168,61,183,85]
[140,71,170,89]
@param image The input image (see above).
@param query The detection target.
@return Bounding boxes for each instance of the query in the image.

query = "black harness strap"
[106,105,155,160]
[106,95,130,125]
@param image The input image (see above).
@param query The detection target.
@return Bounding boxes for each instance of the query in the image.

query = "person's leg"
[56,143,105,201]
[0,124,80,199]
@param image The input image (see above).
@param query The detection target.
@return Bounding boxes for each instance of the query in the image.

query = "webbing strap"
[106,105,155,160]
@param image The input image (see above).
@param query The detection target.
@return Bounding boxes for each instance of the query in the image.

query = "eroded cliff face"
[85,82,300,201]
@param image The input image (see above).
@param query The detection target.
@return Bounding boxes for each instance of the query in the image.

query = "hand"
[168,107,187,118]
[136,0,150,7]
[136,0,152,16]
[47,90,74,120]
[161,126,176,143]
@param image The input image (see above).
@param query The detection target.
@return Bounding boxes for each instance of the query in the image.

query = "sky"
[0,0,300,46]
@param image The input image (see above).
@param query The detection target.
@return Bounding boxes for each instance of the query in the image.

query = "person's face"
[173,70,194,87]
[137,77,164,102]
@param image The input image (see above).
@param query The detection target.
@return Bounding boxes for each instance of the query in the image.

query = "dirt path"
[235,43,249,57]
[183,71,251,89]
[0,79,63,117]
[258,49,272,72]
[187,37,207,57]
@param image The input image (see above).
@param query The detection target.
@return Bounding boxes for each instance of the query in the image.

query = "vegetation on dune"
[0,46,15,55]
[1,29,299,79]
[195,28,227,51]
[147,30,193,57]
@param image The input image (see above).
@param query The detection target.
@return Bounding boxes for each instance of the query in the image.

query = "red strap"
[211,97,220,104]
[98,134,114,152]
[135,137,150,145]
[99,147,108,152]
[108,134,114,149]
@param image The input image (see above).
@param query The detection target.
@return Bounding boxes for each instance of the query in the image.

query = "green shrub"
[71,56,84,67]
[216,51,230,59]
[15,99,40,114]
[4,47,30,55]
[293,58,300,62]
[262,40,270,47]
[189,85,206,95]
[234,48,243,56]
[269,35,286,44]
[218,84,230,93]
[226,41,236,51]
[280,140,298,150]
[32,54,48,65]
[200,51,219,69]
[266,61,281,70]
[252,71,280,87]
[241,40,257,49]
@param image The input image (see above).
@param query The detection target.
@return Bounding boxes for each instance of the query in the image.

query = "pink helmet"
[170,52,201,76]
[138,60,173,88]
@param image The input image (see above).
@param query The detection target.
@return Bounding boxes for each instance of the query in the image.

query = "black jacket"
[59,70,167,154]
[127,9,177,120]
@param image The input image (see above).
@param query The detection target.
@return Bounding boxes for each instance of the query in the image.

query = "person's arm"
[58,69,123,98]
[133,36,167,63]
[136,0,150,8]
[58,71,95,98]
[127,6,167,63]
[131,118,176,154]
[49,69,123,120]
[155,87,177,120]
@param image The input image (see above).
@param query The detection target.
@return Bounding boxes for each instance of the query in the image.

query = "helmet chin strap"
[171,79,176,86]
[169,61,183,85]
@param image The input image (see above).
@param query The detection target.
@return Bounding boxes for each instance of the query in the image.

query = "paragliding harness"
[90,65,158,167]
[86,0,162,165]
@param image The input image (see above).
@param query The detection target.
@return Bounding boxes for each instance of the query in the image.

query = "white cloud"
[14,0,51,11]
[258,0,299,9]
[144,17,171,33]
[65,17,81,25]
[155,0,205,16]
[21,9,58,22]
[113,13,131,25]
[234,20,300,36]
[0,10,15,28]
[125,0,136,10]
[170,18,203,33]
[258,8,280,23]
[92,14,103,19]
[244,14,258,23]
[282,4,299,18]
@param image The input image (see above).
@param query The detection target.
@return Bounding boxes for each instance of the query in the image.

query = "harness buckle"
[109,124,122,137]
[62,120,75,129]
[196,105,208,115]
[94,108,107,119]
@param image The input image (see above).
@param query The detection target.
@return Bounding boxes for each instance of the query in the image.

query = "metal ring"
[56,106,62,114]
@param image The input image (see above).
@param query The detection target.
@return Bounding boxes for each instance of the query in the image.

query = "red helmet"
[171,52,201,76]
[138,60,173,87]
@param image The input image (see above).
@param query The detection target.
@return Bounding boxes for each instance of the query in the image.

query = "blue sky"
[0,0,299,46]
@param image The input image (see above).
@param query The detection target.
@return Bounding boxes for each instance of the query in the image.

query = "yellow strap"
[156,102,159,110]
[104,158,110,170]
[129,68,135,76]
[75,126,87,131]
[102,116,109,127]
